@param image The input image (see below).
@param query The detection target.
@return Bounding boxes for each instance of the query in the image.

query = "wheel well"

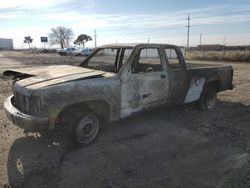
[55,101,110,127]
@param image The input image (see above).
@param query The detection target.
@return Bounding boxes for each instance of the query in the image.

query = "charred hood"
[4,65,106,91]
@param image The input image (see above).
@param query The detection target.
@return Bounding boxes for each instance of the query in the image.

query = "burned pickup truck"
[3,44,234,146]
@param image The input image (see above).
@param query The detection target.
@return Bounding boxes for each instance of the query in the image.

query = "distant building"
[197,44,224,51]
[225,45,250,51]
[0,38,14,50]
[191,45,250,51]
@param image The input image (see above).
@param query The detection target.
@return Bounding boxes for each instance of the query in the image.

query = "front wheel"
[198,85,217,110]
[70,112,100,147]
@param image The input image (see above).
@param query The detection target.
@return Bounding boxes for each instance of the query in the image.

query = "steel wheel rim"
[76,114,99,144]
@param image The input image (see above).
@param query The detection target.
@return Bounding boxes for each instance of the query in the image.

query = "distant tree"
[48,26,74,49]
[74,34,92,47]
[24,36,33,48]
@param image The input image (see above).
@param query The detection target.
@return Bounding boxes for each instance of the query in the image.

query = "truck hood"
[4,65,106,92]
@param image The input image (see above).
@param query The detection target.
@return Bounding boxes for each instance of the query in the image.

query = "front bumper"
[3,95,49,132]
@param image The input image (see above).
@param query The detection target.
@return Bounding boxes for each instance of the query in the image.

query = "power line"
[199,33,202,46]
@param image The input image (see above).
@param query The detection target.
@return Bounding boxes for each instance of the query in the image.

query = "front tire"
[70,112,100,147]
[198,85,217,110]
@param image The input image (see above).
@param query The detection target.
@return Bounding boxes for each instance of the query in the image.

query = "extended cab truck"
[3,44,234,146]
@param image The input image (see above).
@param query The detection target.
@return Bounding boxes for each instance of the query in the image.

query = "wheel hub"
[75,114,99,144]
[82,123,92,136]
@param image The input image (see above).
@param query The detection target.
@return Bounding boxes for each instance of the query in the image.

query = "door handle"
[161,75,166,79]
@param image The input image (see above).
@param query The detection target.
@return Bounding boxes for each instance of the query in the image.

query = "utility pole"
[222,37,226,59]
[94,29,97,48]
[186,13,191,51]
[199,33,202,47]
[223,37,226,46]
[146,38,150,58]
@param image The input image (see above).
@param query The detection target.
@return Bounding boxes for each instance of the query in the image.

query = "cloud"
[2,1,250,28]
[0,0,72,9]
[1,1,250,47]
[0,0,97,18]
[38,4,250,31]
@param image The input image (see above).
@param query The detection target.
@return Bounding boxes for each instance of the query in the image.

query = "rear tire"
[70,112,100,147]
[198,85,217,110]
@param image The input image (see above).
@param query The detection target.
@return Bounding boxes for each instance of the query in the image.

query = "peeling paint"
[185,78,205,103]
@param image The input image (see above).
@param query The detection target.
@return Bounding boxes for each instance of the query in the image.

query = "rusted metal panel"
[120,44,170,118]
[4,65,102,78]
[41,76,121,126]
[121,71,169,118]
[17,71,106,90]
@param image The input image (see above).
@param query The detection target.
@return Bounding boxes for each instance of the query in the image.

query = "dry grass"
[186,50,250,62]
[0,50,84,66]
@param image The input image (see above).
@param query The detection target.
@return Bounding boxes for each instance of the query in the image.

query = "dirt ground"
[0,51,250,188]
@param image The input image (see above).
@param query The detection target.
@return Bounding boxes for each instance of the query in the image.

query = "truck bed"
[185,62,233,92]
[185,62,226,69]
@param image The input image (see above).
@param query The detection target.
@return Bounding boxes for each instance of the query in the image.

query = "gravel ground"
[0,51,250,188]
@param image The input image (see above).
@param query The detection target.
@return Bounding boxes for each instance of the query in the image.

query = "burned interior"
[80,46,133,73]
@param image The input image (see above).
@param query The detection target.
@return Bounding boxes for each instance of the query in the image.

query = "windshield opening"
[82,47,133,73]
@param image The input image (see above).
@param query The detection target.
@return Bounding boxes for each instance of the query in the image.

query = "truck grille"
[13,92,47,116]
[14,91,27,113]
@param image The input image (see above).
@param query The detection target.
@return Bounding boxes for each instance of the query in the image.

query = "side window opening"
[87,48,119,73]
[165,48,181,69]
[84,47,133,73]
[132,48,163,73]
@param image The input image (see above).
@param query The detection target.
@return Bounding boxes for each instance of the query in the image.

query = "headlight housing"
[13,90,48,117]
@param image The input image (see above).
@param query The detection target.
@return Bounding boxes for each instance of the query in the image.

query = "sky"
[1,0,250,48]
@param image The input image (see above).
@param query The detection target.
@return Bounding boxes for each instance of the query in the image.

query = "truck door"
[120,46,169,118]
[164,46,189,105]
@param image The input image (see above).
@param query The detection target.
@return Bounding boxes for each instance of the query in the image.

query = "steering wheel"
[146,67,153,72]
